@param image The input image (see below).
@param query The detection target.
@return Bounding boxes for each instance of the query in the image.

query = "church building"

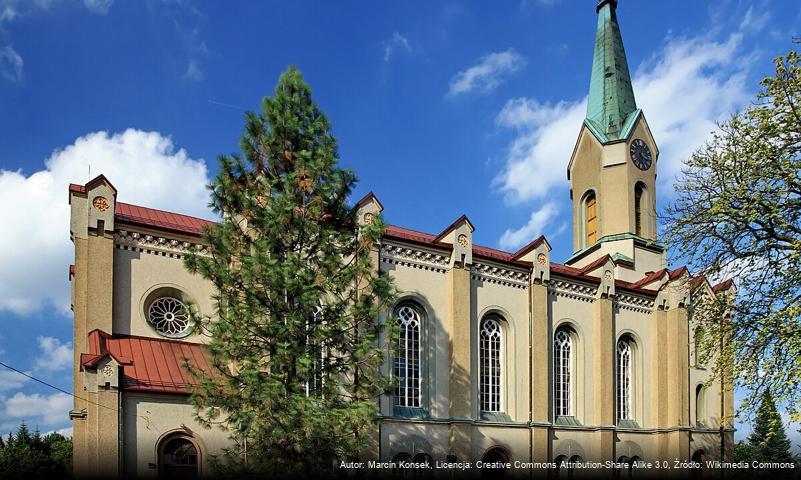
[68,1,734,477]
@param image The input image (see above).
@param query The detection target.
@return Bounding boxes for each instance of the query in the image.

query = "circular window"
[148,296,191,338]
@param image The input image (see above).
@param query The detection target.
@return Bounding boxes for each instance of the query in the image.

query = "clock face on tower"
[629,139,652,171]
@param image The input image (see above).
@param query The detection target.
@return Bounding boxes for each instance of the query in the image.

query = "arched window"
[634,183,644,237]
[616,338,633,421]
[554,329,573,417]
[392,452,411,480]
[159,435,199,479]
[616,456,631,480]
[481,448,510,478]
[480,317,503,413]
[585,192,597,245]
[695,385,706,426]
[412,453,433,480]
[394,304,421,408]
[554,455,569,480]
[693,327,705,368]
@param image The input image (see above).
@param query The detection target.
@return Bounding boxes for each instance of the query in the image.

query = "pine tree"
[185,66,395,476]
[748,390,793,462]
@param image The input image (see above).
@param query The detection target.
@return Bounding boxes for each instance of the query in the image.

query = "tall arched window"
[616,338,633,421]
[695,385,706,426]
[634,183,644,237]
[480,317,503,412]
[159,435,199,479]
[585,192,597,246]
[554,329,573,417]
[394,304,421,408]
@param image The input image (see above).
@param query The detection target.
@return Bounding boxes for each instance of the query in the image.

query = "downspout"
[528,280,533,480]
[118,389,123,478]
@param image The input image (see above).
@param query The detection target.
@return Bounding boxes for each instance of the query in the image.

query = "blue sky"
[0,0,799,447]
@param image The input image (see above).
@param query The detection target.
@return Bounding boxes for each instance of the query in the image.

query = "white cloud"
[494,33,750,208]
[0,45,23,84]
[739,5,771,33]
[447,49,526,97]
[83,0,114,15]
[1,392,72,430]
[34,337,72,372]
[183,59,203,81]
[383,32,411,62]
[0,129,212,314]
[499,202,559,250]
[493,97,585,204]
[0,371,27,392]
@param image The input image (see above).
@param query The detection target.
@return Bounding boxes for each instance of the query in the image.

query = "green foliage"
[0,421,72,479]
[747,390,793,463]
[184,66,396,477]
[665,48,801,420]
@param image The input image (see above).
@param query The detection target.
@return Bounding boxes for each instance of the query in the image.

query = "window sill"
[480,411,512,422]
[617,419,640,429]
[555,415,582,426]
[393,406,429,419]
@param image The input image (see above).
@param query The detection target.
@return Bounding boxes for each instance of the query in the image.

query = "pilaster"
[69,176,119,479]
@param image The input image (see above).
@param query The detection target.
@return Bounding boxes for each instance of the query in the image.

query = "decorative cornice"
[471,262,529,289]
[380,242,449,274]
[614,292,655,314]
[114,229,209,259]
[548,279,597,303]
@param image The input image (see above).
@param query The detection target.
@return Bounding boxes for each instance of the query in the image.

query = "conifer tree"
[748,390,793,462]
[185,66,395,476]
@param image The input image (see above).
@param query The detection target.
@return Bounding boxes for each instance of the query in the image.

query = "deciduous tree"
[665,49,801,419]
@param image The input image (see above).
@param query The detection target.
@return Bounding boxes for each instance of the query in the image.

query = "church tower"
[566,0,664,282]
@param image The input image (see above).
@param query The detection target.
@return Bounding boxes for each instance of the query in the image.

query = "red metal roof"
[82,330,213,395]
[66,179,675,296]
[712,279,734,293]
[115,202,216,237]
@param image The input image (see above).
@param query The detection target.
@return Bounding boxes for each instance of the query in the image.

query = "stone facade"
[69,2,734,478]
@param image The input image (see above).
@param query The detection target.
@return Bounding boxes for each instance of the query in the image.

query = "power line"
[0,360,156,427]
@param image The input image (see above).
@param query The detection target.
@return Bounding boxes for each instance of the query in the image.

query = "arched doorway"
[159,435,200,479]
[691,450,710,480]
[481,447,510,478]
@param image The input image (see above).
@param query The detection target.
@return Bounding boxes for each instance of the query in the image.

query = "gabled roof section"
[355,191,384,211]
[85,174,117,194]
[81,329,213,395]
[585,0,638,143]
[432,214,475,243]
[511,235,551,261]
[712,279,734,293]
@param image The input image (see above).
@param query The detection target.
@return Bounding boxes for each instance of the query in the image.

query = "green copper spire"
[585,0,638,143]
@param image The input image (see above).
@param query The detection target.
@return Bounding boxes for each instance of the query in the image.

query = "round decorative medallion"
[537,253,547,266]
[101,365,115,377]
[148,297,191,338]
[363,212,374,225]
[604,270,613,281]
[457,234,469,248]
[92,196,110,212]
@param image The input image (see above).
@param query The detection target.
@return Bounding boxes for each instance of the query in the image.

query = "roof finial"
[596,0,617,13]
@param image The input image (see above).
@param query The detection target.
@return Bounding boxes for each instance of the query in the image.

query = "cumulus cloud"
[447,49,526,97]
[83,0,113,15]
[494,32,751,248]
[0,129,212,314]
[499,202,560,251]
[0,371,27,392]
[0,392,72,430]
[0,45,23,84]
[383,32,411,62]
[34,337,72,372]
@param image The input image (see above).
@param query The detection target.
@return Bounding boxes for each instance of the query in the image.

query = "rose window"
[148,297,190,337]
